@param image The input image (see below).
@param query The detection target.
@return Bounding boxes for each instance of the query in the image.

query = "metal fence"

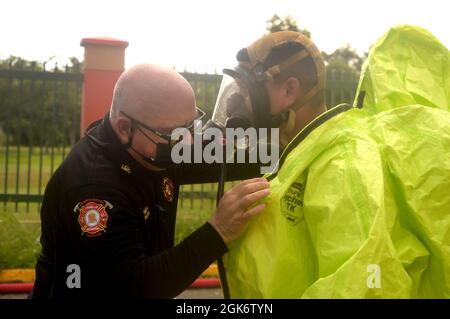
[0,65,83,214]
[0,66,359,214]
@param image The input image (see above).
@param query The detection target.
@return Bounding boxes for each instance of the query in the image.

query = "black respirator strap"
[247,81,273,128]
[269,111,290,128]
[123,126,136,150]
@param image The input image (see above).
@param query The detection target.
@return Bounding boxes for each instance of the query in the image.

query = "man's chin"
[128,149,166,171]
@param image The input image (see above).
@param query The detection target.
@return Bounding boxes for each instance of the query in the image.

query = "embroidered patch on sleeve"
[73,199,113,237]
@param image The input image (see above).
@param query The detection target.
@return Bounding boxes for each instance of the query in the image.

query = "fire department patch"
[162,177,175,202]
[73,199,113,237]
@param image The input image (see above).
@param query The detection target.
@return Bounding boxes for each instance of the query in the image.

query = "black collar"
[85,113,154,179]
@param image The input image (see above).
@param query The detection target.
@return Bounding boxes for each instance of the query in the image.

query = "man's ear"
[115,117,133,144]
[283,77,301,108]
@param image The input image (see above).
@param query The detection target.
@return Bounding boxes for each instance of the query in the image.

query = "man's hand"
[209,178,270,245]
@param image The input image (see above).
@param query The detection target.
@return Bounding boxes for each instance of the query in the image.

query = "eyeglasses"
[120,108,206,145]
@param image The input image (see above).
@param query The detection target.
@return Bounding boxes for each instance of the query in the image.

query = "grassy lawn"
[0,145,68,198]
[0,211,41,269]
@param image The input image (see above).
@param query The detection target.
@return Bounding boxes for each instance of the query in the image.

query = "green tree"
[266,14,311,38]
[322,44,367,75]
[0,56,83,147]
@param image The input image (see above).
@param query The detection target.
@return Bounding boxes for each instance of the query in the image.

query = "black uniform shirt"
[31,113,247,299]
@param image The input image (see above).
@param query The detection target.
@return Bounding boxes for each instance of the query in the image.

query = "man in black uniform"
[31,64,269,299]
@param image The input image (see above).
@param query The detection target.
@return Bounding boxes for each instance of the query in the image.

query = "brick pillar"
[80,37,129,135]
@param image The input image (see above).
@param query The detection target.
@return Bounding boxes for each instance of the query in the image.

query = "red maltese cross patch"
[73,199,113,237]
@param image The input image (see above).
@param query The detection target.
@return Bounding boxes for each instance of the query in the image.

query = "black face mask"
[230,67,289,129]
[123,126,176,169]
[247,80,289,129]
[225,93,253,129]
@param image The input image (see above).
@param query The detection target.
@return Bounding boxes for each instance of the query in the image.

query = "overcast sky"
[1,0,448,73]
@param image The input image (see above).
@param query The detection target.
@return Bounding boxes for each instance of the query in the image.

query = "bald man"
[31,64,269,299]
